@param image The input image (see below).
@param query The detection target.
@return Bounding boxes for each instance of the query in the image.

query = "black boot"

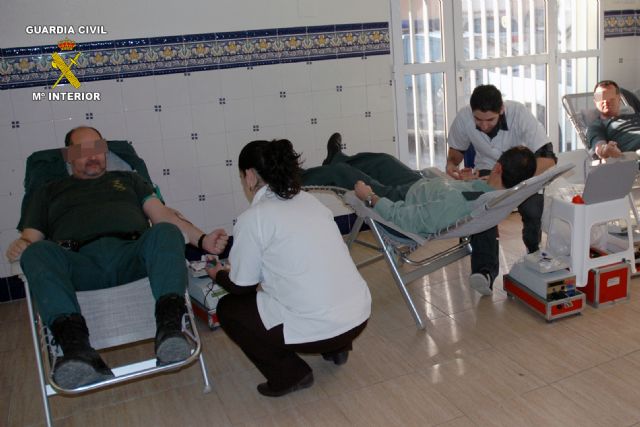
[49,313,114,389]
[155,294,191,365]
[322,350,349,365]
[322,132,343,165]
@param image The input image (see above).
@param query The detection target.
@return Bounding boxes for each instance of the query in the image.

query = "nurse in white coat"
[206,139,371,397]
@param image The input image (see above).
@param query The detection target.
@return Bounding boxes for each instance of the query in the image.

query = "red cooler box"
[583,261,630,307]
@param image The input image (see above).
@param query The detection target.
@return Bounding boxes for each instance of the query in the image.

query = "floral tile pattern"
[603,9,640,38]
[0,22,390,90]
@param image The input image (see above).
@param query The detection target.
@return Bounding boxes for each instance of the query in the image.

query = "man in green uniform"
[6,126,229,389]
[587,80,640,159]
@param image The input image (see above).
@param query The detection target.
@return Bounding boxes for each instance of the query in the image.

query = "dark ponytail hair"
[238,139,303,199]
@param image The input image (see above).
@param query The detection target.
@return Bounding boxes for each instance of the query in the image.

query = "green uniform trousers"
[20,222,187,326]
[302,152,423,202]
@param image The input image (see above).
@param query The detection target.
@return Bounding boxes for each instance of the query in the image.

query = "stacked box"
[188,276,228,330]
[583,262,630,307]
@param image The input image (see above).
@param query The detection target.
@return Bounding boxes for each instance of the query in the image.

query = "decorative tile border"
[604,9,640,38]
[0,22,389,90]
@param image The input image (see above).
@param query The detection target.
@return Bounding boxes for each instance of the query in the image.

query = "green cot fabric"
[22,171,154,242]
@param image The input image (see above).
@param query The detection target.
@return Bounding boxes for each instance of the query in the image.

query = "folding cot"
[13,140,211,427]
[307,163,573,329]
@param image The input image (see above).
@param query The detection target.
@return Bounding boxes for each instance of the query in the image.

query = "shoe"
[469,273,492,296]
[50,314,115,389]
[155,294,191,365]
[322,132,343,165]
[322,351,349,365]
[257,372,314,397]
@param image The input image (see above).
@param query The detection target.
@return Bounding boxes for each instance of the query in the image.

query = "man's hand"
[596,141,622,159]
[354,180,374,201]
[446,163,463,180]
[6,238,30,262]
[201,229,229,255]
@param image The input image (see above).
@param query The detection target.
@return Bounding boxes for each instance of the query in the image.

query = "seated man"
[587,79,640,159]
[303,135,537,295]
[5,126,228,389]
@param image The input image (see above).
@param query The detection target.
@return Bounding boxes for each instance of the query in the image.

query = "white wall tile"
[233,191,250,217]
[280,61,312,94]
[253,95,285,127]
[368,111,395,142]
[337,57,367,88]
[284,123,314,156]
[199,164,233,196]
[310,60,340,92]
[203,193,236,230]
[365,55,392,86]
[165,168,201,203]
[159,105,193,140]
[195,133,229,166]
[10,87,53,123]
[366,83,394,113]
[121,75,158,112]
[225,129,254,165]
[340,86,367,116]
[219,67,254,100]
[312,90,341,119]
[191,102,226,135]
[50,98,90,122]
[124,109,162,143]
[91,112,127,141]
[18,120,60,154]
[0,90,14,124]
[257,125,286,141]
[129,141,166,179]
[81,80,124,115]
[0,163,22,195]
[162,137,197,171]
[155,74,191,108]
[251,64,283,97]
[0,194,22,231]
[187,71,222,106]
[283,92,313,125]
[223,98,255,132]
[53,117,85,146]
[0,126,23,161]
[339,115,370,152]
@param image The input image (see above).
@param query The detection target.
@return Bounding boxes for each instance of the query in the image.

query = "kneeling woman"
[206,139,371,397]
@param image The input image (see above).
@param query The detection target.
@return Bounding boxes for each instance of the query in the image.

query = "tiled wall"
[0,24,395,300]
[603,9,640,38]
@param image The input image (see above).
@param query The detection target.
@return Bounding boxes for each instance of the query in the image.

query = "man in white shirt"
[445,85,556,294]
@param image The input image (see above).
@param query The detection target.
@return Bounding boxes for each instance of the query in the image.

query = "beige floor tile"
[213,368,328,424]
[56,383,232,427]
[433,416,477,427]
[0,299,27,323]
[563,302,640,357]
[235,398,352,427]
[450,299,549,347]
[331,373,462,426]
[419,349,546,414]
[314,334,414,396]
[494,323,615,383]
[552,359,640,426]
[377,316,493,369]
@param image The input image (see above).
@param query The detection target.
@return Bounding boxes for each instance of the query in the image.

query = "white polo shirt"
[448,100,549,171]
[229,186,371,344]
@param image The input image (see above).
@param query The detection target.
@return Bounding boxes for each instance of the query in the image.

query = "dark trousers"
[470,191,543,285]
[217,292,368,391]
[20,222,187,325]
[302,152,423,201]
